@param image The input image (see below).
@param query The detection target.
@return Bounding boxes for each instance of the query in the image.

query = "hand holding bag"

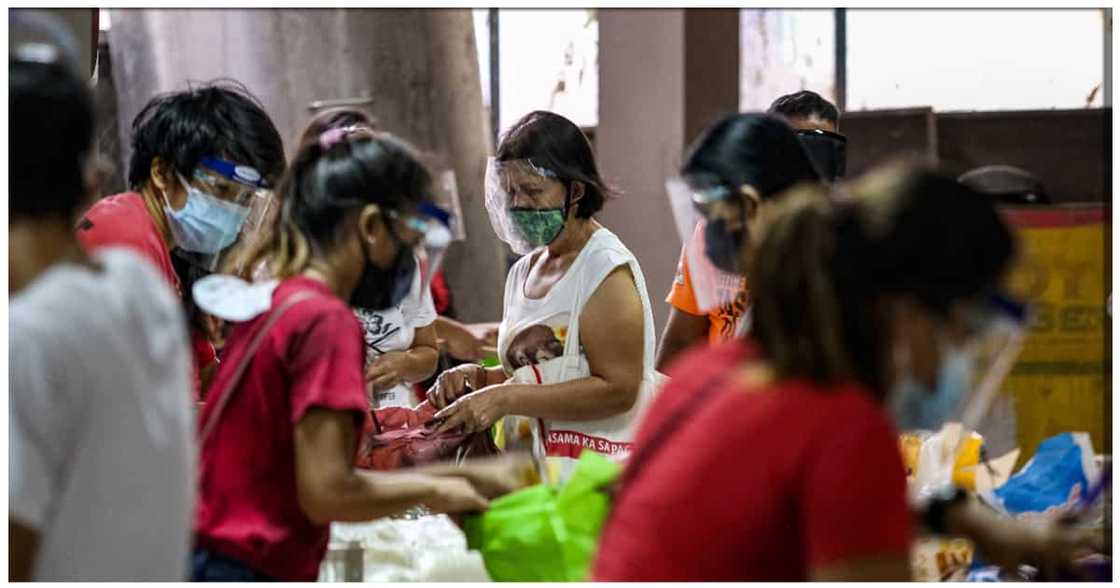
[356,400,498,470]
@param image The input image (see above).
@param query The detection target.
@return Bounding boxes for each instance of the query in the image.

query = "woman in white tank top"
[428,111,660,483]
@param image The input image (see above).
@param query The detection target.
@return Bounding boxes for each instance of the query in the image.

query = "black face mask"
[350,242,417,311]
[704,218,746,274]
[796,129,847,183]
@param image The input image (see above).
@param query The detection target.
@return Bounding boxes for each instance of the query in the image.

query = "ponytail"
[255,199,313,279]
[750,186,867,385]
[241,126,431,281]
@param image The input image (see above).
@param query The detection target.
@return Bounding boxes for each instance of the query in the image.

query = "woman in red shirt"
[192,127,525,581]
[594,165,1022,581]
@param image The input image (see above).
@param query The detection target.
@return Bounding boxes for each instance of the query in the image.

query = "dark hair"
[127,80,286,190]
[296,107,380,149]
[768,90,840,125]
[252,129,433,279]
[10,58,94,220]
[958,165,1051,206]
[681,113,820,199]
[750,167,1016,395]
[496,110,612,219]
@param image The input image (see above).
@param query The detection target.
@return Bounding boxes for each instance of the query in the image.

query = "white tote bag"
[505,253,665,485]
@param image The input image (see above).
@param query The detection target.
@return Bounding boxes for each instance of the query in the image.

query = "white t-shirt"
[353,256,438,408]
[497,228,659,483]
[498,228,655,375]
[9,248,196,581]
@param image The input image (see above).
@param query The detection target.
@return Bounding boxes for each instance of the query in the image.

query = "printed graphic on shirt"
[354,308,404,361]
[355,306,421,409]
[505,318,572,370]
[715,281,750,339]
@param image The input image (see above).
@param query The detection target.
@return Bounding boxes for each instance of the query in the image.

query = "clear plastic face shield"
[173,156,276,275]
[948,292,1030,432]
[666,175,752,314]
[484,157,569,255]
[416,152,467,242]
[387,201,454,295]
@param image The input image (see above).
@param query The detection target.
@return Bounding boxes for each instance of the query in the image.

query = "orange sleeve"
[665,245,703,316]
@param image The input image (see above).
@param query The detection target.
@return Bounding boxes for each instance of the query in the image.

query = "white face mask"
[888,342,975,432]
[192,274,279,323]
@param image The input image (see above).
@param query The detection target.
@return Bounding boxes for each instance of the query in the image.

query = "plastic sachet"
[903,423,1019,501]
[988,432,1102,519]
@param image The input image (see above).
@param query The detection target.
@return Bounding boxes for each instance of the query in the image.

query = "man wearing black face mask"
[768,90,847,183]
[656,96,837,372]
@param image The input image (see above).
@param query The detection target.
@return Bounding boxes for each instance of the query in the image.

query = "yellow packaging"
[899,433,924,478]
[950,432,984,491]
[900,427,983,491]
[1002,206,1110,462]
[911,537,974,582]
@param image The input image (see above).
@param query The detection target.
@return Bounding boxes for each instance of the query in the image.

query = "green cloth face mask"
[509,206,567,247]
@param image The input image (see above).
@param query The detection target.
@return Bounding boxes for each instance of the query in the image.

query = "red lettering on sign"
[545,430,632,459]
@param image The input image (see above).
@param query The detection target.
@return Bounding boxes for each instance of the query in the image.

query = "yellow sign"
[1002,205,1110,461]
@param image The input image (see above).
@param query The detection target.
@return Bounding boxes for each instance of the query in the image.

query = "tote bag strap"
[612,366,735,502]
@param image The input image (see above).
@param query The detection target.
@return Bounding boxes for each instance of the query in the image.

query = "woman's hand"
[366,352,409,393]
[433,384,513,434]
[964,506,1104,579]
[441,453,538,498]
[427,364,487,409]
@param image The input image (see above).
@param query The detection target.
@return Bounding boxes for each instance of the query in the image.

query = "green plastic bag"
[463,450,621,581]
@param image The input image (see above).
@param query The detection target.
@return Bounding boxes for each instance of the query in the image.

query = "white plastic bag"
[318,514,491,582]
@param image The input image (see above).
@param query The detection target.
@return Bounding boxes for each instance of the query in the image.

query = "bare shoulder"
[582,264,643,335]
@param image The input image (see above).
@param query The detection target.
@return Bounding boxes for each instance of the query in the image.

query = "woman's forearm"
[316,470,440,523]
[379,348,439,384]
[500,376,638,422]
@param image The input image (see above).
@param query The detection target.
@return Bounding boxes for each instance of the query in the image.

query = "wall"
[596,9,685,338]
[843,108,1111,204]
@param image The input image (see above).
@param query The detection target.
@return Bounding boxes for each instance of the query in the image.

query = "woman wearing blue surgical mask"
[596,166,1101,581]
[427,110,659,484]
[191,128,528,581]
[76,82,287,399]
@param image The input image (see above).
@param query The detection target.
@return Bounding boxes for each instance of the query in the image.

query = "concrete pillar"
[596,8,739,336]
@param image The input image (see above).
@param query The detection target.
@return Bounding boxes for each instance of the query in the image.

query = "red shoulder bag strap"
[612,364,735,503]
[199,290,317,445]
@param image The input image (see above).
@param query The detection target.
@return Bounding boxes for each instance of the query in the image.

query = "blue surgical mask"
[888,345,975,431]
[164,173,251,254]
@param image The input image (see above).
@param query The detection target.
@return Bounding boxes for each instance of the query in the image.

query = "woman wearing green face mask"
[428,111,660,484]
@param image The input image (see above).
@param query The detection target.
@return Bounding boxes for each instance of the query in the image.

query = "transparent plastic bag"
[319,514,491,582]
